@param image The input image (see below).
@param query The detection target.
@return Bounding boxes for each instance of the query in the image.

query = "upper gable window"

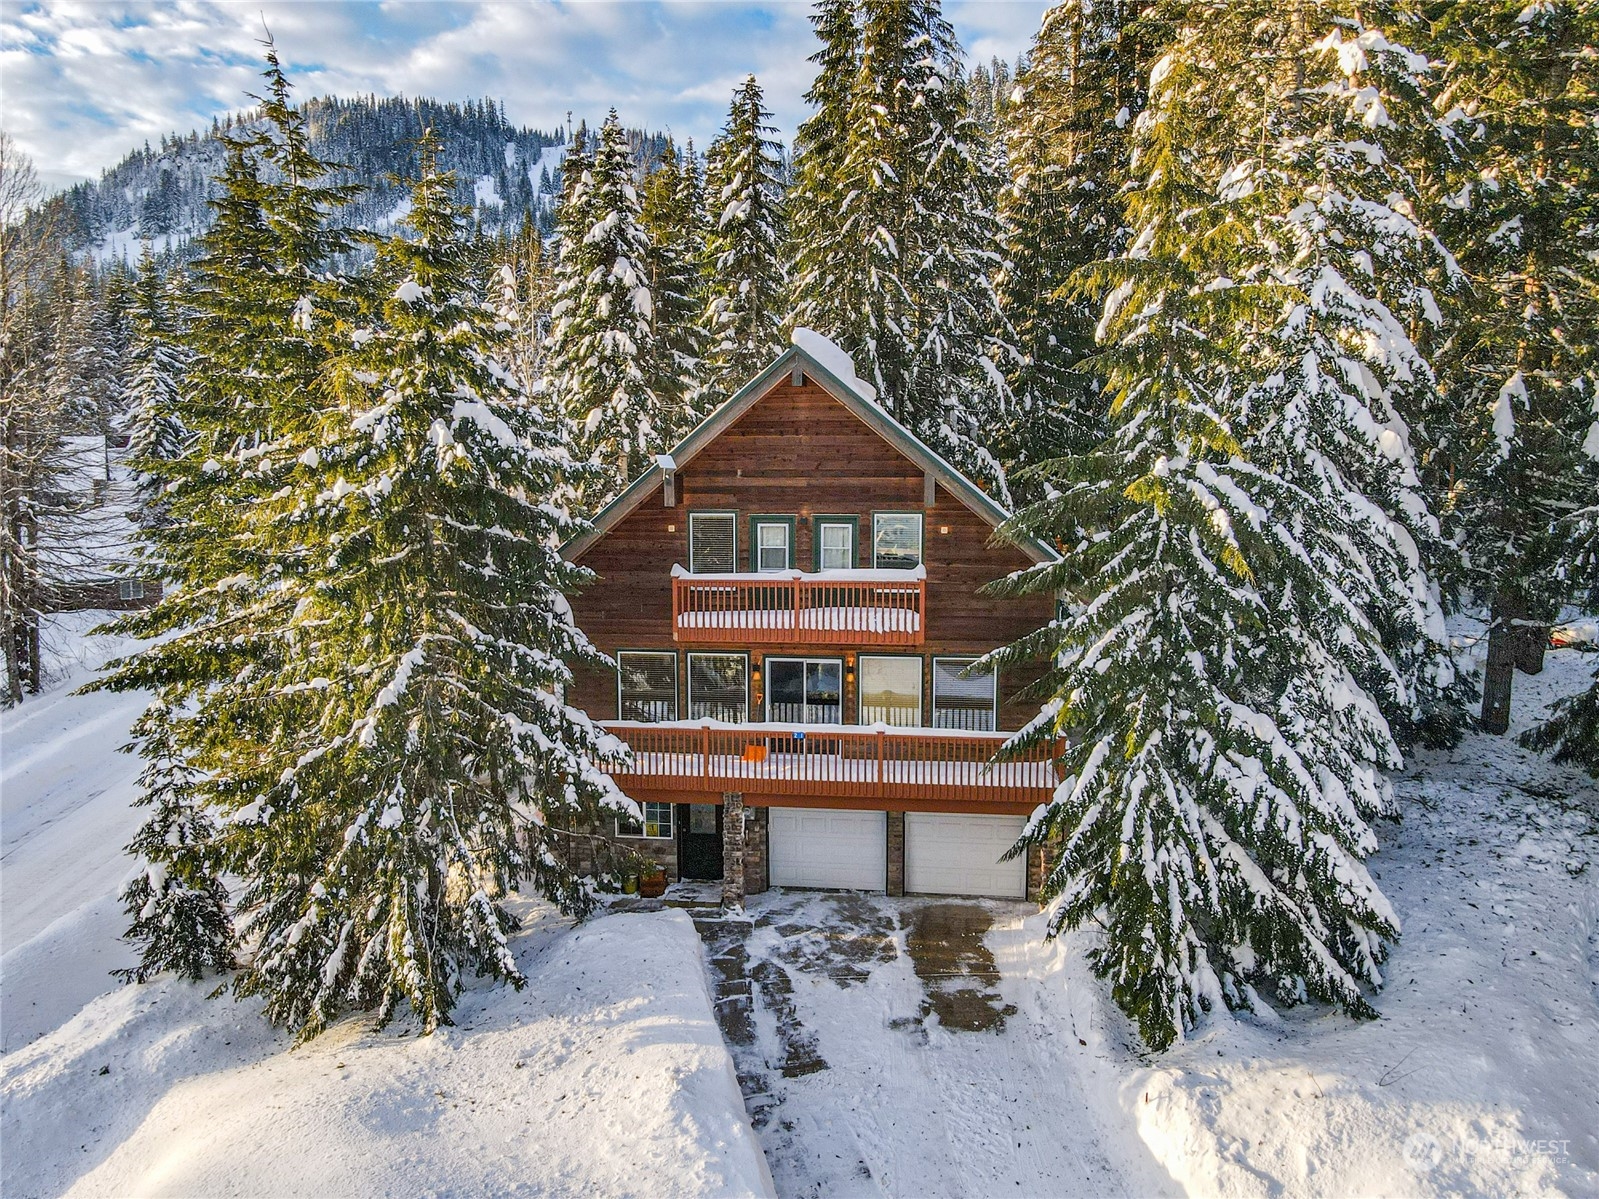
[689,511,736,574]
[752,517,794,572]
[873,512,923,570]
[814,518,856,571]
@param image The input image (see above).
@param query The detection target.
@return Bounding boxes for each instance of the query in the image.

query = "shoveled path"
[674,888,1133,1199]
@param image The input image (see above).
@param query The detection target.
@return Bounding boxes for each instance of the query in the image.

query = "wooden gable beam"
[923,471,936,507]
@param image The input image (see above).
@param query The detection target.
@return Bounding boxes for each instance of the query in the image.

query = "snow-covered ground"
[3,613,1594,1198]
[1070,640,1599,1198]
[1,614,771,1199]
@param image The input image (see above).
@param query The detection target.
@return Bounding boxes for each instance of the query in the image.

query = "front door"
[678,802,724,880]
[765,658,844,724]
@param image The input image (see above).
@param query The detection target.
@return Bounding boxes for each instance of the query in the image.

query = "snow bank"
[3,906,774,1199]
[1019,640,1598,1198]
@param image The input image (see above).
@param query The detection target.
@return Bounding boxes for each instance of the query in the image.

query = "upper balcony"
[671,565,926,648]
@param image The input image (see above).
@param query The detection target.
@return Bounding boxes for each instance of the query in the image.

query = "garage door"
[905,813,1027,899]
[769,808,887,891]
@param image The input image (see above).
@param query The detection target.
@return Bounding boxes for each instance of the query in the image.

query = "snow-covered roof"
[563,333,1058,565]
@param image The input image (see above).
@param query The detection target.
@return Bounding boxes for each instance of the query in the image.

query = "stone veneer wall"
[885,811,906,896]
[742,806,768,895]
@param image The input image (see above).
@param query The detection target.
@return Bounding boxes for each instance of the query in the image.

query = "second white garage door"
[769,807,887,891]
[905,813,1027,899]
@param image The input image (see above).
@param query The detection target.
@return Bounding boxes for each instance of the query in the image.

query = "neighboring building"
[564,336,1061,903]
[37,435,161,613]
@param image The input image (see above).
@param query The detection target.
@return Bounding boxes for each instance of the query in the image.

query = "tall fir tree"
[787,0,862,342]
[209,135,629,1039]
[988,0,1466,1049]
[698,75,789,399]
[994,1,1152,497]
[788,0,1018,500]
[544,111,672,508]
[125,245,191,520]
[90,45,361,989]
[639,138,707,418]
[1426,0,1599,734]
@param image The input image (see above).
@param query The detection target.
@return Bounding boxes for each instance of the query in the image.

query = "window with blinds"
[932,657,996,731]
[688,652,748,722]
[873,512,923,569]
[689,511,736,573]
[618,651,677,722]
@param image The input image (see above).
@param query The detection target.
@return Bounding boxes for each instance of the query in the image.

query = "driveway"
[682,889,1139,1199]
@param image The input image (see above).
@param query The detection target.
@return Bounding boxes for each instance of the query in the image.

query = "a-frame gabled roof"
[562,334,1059,565]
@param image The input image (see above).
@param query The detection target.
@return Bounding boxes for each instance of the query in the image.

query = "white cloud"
[0,1,1047,181]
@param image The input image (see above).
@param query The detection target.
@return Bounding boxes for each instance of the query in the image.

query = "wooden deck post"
[721,792,745,911]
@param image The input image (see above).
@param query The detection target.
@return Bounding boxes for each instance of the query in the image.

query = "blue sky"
[1,1,1050,190]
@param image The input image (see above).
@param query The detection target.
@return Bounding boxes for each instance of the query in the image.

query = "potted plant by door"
[639,864,667,898]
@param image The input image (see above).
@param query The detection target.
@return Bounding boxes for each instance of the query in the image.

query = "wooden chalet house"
[565,335,1060,903]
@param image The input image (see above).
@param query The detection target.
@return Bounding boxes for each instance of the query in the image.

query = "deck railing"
[671,566,926,647]
[600,719,1058,807]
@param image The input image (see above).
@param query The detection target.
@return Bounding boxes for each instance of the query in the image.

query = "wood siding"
[567,376,1054,730]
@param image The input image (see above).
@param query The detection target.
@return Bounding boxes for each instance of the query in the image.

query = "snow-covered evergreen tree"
[994,1,1151,494]
[989,1,1467,1049]
[640,138,706,418]
[125,245,191,520]
[789,0,1018,500]
[215,136,628,1039]
[90,45,361,988]
[543,111,672,508]
[1427,0,1599,734]
[698,75,788,399]
[787,0,861,339]
[114,702,233,983]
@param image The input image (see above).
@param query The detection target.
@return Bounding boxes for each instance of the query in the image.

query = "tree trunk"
[1480,595,1526,734]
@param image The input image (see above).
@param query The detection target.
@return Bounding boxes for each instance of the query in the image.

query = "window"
[813,517,857,571]
[932,657,996,731]
[751,517,794,572]
[860,655,922,726]
[688,652,748,722]
[618,651,677,722]
[118,579,145,601]
[873,512,923,570]
[766,658,843,724]
[689,511,736,574]
[617,802,674,839]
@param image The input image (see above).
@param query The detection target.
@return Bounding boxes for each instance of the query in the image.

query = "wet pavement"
[902,901,1018,1033]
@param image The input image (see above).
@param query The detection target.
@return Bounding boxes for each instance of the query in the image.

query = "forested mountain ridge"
[45,93,672,262]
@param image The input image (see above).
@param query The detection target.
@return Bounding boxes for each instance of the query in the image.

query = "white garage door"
[905,813,1027,899]
[769,808,887,891]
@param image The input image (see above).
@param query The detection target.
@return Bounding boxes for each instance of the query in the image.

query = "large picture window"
[617,802,674,839]
[688,652,748,722]
[688,511,736,573]
[617,651,677,722]
[932,657,996,731]
[873,512,923,570]
[859,655,922,726]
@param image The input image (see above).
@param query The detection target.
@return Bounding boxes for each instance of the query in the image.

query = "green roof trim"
[561,343,1059,565]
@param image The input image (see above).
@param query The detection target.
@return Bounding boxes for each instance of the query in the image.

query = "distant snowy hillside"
[46,95,672,263]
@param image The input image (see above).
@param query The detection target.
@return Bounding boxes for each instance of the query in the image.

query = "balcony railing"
[600,719,1058,809]
[671,565,926,647]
